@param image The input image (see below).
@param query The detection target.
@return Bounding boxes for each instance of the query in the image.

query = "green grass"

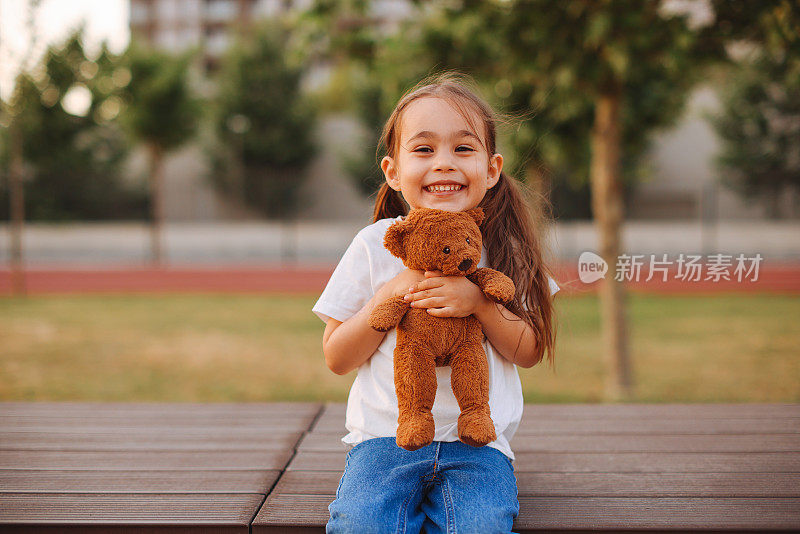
[1,293,798,402]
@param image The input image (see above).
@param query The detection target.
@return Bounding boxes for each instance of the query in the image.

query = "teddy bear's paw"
[458,412,496,448]
[396,413,435,451]
[368,311,395,332]
[483,280,515,304]
[368,297,408,331]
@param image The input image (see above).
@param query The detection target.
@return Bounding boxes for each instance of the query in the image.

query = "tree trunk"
[8,115,26,296]
[147,143,165,266]
[525,162,551,214]
[590,91,633,401]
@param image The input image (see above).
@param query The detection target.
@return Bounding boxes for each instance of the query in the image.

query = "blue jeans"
[327,437,519,534]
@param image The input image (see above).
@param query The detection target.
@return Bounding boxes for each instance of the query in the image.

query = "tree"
[307,0,715,399]
[298,0,424,195]
[118,43,198,264]
[1,0,41,295]
[211,21,317,218]
[709,2,800,218]
[307,0,792,399]
[0,33,146,221]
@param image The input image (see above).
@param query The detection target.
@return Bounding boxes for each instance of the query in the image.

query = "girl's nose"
[433,152,456,172]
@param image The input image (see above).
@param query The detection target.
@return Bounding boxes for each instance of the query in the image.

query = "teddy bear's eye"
[442,247,450,254]
[466,238,471,244]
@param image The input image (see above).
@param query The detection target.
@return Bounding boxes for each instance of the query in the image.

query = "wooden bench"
[1,402,798,532]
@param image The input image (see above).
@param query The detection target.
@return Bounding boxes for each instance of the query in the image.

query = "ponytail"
[373,183,408,222]
[480,172,557,368]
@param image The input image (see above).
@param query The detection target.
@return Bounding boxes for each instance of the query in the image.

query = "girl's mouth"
[424,184,464,193]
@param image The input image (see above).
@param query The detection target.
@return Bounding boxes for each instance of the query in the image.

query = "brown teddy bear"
[368,207,516,451]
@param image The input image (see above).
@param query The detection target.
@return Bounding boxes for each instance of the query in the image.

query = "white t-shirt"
[312,216,560,461]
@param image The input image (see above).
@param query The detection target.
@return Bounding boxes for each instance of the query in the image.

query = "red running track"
[2,263,799,295]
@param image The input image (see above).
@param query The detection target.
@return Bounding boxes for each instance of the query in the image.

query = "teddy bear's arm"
[368,296,411,332]
[468,268,516,304]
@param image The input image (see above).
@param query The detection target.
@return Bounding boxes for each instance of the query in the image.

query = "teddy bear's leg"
[394,339,437,451]
[450,319,496,447]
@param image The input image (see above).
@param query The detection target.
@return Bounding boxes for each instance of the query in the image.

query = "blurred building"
[630,86,799,221]
[128,0,797,222]
[127,0,376,222]
[130,0,312,71]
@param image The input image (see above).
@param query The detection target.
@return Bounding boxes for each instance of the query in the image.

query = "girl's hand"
[383,268,427,300]
[403,270,489,318]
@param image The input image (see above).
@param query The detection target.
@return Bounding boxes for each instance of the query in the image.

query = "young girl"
[313,73,559,533]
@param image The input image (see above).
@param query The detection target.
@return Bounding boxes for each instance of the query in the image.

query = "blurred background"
[1,0,798,404]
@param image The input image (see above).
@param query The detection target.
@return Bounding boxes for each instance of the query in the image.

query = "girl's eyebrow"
[406,130,481,143]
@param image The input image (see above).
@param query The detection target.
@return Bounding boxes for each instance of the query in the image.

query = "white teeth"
[426,184,462,192]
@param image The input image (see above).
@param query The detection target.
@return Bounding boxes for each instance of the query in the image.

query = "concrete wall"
[633,85,798,220]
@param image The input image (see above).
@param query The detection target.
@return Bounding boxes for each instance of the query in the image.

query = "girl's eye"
[442,247,450,254]
[456,145,474,152]
[413,146,433,153]
[466,238,470,244]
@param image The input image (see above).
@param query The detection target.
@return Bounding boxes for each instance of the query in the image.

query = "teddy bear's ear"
[384,219,409,259]
[466,207,485,226]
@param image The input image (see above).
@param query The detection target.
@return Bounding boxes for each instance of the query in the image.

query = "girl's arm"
[323,269,425,375]
[405,272,542,368]
[473,299,541,368]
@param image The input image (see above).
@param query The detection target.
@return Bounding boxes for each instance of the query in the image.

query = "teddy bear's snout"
[458,258,473,272]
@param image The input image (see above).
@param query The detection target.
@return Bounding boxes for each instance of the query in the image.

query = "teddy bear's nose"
[458,259,473,272]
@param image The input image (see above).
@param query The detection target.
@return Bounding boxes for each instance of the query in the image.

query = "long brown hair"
[373,73,557,368]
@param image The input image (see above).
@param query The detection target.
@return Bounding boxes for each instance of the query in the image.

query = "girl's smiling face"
[381,97,503,212]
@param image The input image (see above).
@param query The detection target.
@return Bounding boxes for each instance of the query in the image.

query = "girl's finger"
[424,270,443,278]
[413,278,445,292]
[409,296,445,308]
[426,306,455,317]
[404,289,429,301]
[410,286,450,301]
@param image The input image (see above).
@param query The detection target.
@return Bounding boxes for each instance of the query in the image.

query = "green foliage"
[211,21,317,218]
[710,51,800,215]
[0,32,147,220]
[118,43,199,152]
[707,0,800,216]
[305,1,714,217]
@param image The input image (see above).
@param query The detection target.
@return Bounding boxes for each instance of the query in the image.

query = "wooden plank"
[271,471,343,495]
[519,404,800,419]
[309,416,800,436]
[307,405,345,433]
[0,420,317,433]
[253,494,332,529]
[296,432,800,453]
[0,403,322,430]
[252,494,800,531]
[513,497,800,531]
[515,418,800,435]
[0,421,314,431]
[268,470,800,498]
[0,450,293,470]
[294,433,348,452]
[0,493,262,530]
[288,449,800,472]
[0,430,304,451]
[511,451,800,473]
[312,403,800,421]
[513,472,800,498]
[510,433,800,452]
[309,417,800,436]
[0,402,320,416]
[0,469,280,493]
[1,527,258,534]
